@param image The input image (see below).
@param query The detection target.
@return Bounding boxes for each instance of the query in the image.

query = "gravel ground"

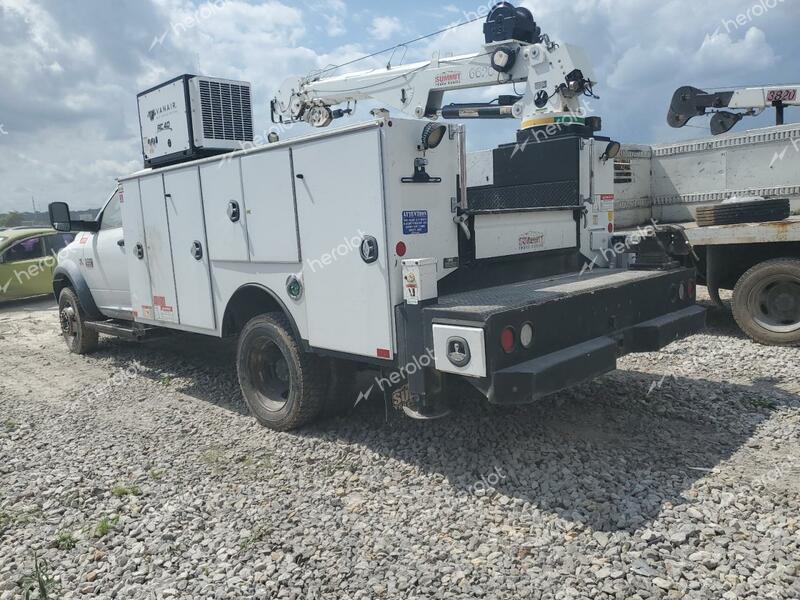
[1,291,799,599]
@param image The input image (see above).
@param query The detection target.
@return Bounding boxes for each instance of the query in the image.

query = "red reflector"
[377,348,391,359]
[500,327,516,354]
[395,241,407,257]
[607,222,615,233]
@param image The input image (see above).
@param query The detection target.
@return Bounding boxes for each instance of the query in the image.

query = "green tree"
[0,212,24,227]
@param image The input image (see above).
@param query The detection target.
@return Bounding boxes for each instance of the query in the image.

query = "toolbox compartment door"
[120,180,153,321]
[200,158,250,262]
[163,168,216,331]
[292,129,394,358]
[139,173,180,324]
[241,149,300,263]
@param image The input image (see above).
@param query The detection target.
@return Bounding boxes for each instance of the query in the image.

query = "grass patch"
[159,375,172,386]
[55,531,77,551]
[21,552,58,599]
[3,419,17,432]
[111,485,141,498]
[200,447,224,466]
[94,516,119,538]
[149,469,165,481]
[750,397,778,410]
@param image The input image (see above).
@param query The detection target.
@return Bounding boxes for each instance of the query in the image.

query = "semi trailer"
[48,4,704,430]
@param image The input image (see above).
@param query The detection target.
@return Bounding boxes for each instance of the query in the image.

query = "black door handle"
[360,235,379,264]
[227,200,240,222]
[295,173,304,180]
[135,243,144,260]
[191,241,203,261]
[117,239,125,247]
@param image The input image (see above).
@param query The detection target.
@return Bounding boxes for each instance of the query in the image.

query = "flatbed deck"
[431,268,670,319]
[680,216,800,246]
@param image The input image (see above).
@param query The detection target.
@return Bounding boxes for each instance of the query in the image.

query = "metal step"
[85,320,161,341]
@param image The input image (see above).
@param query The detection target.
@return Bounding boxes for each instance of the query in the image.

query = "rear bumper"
[488,304,705,404]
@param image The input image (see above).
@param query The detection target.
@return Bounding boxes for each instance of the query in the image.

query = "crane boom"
[271,3,598,134]
[668,84,799,135]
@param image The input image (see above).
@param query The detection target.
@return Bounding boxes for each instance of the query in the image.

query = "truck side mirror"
[49,202,72,232]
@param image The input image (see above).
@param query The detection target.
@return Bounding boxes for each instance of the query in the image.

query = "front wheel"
[732,258,800,347]
[58,287,99,354]
[236,313,326,431]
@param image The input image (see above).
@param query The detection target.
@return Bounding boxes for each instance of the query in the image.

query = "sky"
[0,0,798,213]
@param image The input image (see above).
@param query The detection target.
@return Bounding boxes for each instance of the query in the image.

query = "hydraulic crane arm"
[668,84,799,135]
[271,2,598,133]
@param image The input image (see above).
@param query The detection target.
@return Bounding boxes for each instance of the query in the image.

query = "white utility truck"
[49,4,703,430]
[615,84,800,347]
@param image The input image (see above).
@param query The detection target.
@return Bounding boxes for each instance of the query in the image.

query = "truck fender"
[52,263,103,320]
[222,283,304,343]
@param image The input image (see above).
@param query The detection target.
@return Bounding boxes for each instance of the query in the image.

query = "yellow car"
[0,228,75,302]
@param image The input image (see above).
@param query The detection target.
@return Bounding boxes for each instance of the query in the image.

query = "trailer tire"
[236,313,326,431]
[58,287,99,355]
[732,258,800,347]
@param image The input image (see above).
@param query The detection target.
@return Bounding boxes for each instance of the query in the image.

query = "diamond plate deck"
[432,268,667,318]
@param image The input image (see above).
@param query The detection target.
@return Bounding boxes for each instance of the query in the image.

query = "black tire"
[322,359,358,418]
[58,287,99,354]
[732,258,800,347]
[236,313,326,431]
[696,199,790,227]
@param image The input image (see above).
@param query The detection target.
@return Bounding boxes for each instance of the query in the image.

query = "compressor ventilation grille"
[199,79,254,142]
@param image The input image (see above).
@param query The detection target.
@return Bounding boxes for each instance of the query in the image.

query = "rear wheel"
[58,287,99,354]
[236,313,326,430]
[732,258,800,347]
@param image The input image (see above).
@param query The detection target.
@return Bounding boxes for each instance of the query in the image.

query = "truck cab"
[55,188,130,320]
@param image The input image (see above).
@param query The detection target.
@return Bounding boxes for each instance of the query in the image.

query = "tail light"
[500,327,516,354]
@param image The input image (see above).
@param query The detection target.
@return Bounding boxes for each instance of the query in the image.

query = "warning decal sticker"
[402,210,428,235]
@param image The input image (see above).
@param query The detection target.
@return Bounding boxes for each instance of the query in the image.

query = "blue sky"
[0,0,798,212]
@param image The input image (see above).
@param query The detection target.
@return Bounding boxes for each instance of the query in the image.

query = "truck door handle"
[191,241,203,261]
[227,200,241,222]
[295,173,304,180]
[135,243,144,260]
[117,239,125,247]
[359,235,379,264]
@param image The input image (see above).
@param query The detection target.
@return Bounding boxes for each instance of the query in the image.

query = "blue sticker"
[402,210,428,235]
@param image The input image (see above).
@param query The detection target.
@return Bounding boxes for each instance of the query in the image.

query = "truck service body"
[50,4,704,429]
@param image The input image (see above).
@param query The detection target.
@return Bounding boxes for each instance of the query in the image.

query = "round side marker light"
[520,323,534,348]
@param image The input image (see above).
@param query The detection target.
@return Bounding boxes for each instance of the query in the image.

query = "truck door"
[82,190,131,314]
[163,168,216,331]
[292,129,394,359]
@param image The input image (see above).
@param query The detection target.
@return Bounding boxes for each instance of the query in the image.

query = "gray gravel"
[1,292,799,599]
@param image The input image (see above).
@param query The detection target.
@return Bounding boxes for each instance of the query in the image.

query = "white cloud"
[370,16,402,41]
